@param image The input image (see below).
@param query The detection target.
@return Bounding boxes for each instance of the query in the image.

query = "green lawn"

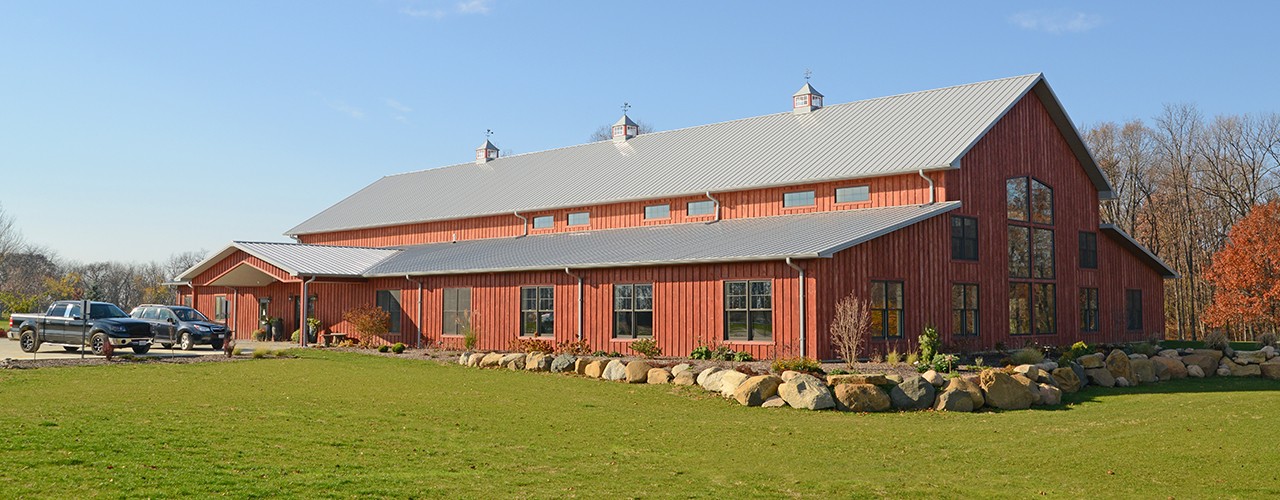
[1,351,1278,498]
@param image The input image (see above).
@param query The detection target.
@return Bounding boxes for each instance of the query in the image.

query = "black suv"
[129,304,228,350]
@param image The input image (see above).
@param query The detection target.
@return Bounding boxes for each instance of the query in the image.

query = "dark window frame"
[724,280,773,341]
[376,289,402,334]
[612,283,654,339]
[951,215,979,261]
[520,285,555,337]
[870,280,905,339]
[951,283,979,337]
[1125,289,1143,331]
[1080,287,1099,332]
[1079,231,1098,269]
[1007,175,1056,336]
[441,287,472,336]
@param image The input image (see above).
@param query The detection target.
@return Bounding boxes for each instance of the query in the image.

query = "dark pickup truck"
[8,300,153,355]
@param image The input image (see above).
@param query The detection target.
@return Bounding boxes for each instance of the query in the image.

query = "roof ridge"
[235,240,394,251]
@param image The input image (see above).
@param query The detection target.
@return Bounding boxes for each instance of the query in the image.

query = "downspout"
[514,211,528,237]
[918,169,935,204]
[704,191,721,222]
[406,275,424,349]
[300,276,316,348]
[785,258,806,358]
[565,268,583,341]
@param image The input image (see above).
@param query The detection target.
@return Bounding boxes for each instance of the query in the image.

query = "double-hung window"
[1080,288,1099,332]
[951,216,978,261]
[724,280,772,341]
[521,286,554,337]
[613,284,654,339]
[870,280,905,338]
[1079,231,1098,269]
[376,290,402,333]
[952,284,978,337]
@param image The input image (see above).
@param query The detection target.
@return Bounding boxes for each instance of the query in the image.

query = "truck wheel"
[132,344,150,355]
[63,346,80,353]
[19,330,40,353]
[179,332,194,350]
[90,333,108,356]
[210,339,224,350]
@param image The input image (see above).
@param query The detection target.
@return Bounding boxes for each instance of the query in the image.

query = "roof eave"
[361,254,826,278]
[1099,223,1180,279]
[816,201,962,257]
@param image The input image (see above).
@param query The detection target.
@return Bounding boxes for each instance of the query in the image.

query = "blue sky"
[2,1,1277,264]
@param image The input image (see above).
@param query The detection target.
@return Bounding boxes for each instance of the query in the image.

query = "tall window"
[835,185,870,204]
[783,190,815,207]
[725,280,771,341]
[644,204,670,220]
[1079,231,1098,269]
[1125,289,1143,331]
[376,290,402,333]
[521,286,554,337]
[532,215,554,229]
[613,284,654,339]
[1007,177,1055,335]
[1080,288,1099,332]
[687,200,715,216]
[214,295,229,322]
[952,284,978,337]
[567,212,590,226]
[951,216,978,261]
[870,280,904,338]
[442,288,471,336]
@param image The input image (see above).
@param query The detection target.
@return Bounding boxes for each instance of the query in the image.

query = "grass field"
[1,350,1278,498]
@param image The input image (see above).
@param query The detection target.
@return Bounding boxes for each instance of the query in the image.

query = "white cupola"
[792,82,824,114]
[611,102,639,142]
[475,130,499,164]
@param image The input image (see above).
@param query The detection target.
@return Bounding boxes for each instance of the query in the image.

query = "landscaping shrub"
[628,338,662,358]
[343,305,391,343]
[886,349,901,365]
[274,349,288,357]
[252,329,269,341]
[771,357,824,376]
[607,351,622,358]
[732,351,753,362]
[829,291,870,369]
[1066,341,1091,359]
[378,345,391,353]
[919,325,940,363]
[391,342,406,354]
[291,330,300,343]
[905,352,919,366]
[232,346,244,356]
[462,324,477,350]
[554,340,591,355]
[591,350,609,357]
[509,338,553,354]
[1008,347,1044,366]
[710,345,736,361]
[921,353,958,373]
[1202,330,1229,350]
[689,344,713,360]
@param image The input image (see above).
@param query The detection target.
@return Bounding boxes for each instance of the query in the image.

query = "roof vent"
[792,72,823,114]
[475,129,499,164]
[611,102,639,142]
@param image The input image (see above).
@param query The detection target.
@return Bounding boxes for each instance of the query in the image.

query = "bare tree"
[829,291,870,369]
[588,119,656,142]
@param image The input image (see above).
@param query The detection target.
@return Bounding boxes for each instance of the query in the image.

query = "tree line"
[0,204,205,318]
[1084,104,1280,341]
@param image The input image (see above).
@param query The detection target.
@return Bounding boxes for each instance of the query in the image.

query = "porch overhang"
[208,263,281,287]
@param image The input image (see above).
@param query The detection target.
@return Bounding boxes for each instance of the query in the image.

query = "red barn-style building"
[176,74,1176,359]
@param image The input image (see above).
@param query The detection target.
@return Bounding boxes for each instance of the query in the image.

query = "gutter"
[704,191,721,222]
[785,258,806,358]
[406,275,425,349]
[514,211,528,237]
[918,169,935,204]
[564,268,583,341]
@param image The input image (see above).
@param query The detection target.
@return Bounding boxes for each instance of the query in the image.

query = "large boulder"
[499,353,526,370]
[888,376,936,411]
[1077,353,1105,369]
[525,353,552,372]
[672,371,697,386]
[467,352,485,367]
[1084,367,1116,387]
[1071,362,1088,388]
[1013,364,1045,383]
[1157,349,1181,359]
[934,389,974,412]
[1011,374,1042,405]
[1192,349,1225,364]
[945,376,985,408]
[1051,367,1082,393]
[885,374,904,385]
[718,371,751,398]
[778,373,836,410]
[574,358,592,375]
[670,363,693,378]
[479,352,503,368]
[827,374,889,386]
[921,370,946,387]
[1223,357,1261,377]
[980,370,1035,410]
[584,359,608,378]
[625,360,652,383]
[833,383,891,412]
[1130,358,1157,383]
[698,369,729,391]
[647,368,672,384]
[1105,349,1134,383]
[734,375,784,406]
[602,360,627,381]
[550,354,576,373]
[761,396,788,408]
[1234,350,1267,365]
[780,371,804,383]
[1150,356,1178,380]
[1038,384,1063,406]
[1187,364,1205,378]
[696,367,723,387]
[1182,354,1217,376]
[1261,359,1280,380]
[458,353,471,365]
[1263,345,1276,359]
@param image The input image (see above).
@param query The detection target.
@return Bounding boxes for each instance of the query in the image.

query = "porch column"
[299,277,313,347]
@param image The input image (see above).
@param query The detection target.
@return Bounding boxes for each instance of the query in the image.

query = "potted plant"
[306,317,322,343]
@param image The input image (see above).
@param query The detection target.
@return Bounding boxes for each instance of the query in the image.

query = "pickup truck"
[8,300,154,355]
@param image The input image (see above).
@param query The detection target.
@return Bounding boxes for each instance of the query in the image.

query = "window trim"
[531,215,554,229]
[834,185,871,204]
[643,204,670,220]
[376,289,402,334]
[1078,231,1098,269]
[686,200,716,217]
[612,283,654,339]
[1080,287,1099,333]
[951,283,979,337]
[870,280,905,339]
[723,279,773,342]
[520,285,555,338]
[441,287,472,337]
[951,215,979,261]
[566,212,590,227]
[782,190,816,208]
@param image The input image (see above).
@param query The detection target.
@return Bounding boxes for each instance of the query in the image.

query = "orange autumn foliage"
[1204,201,1280,329]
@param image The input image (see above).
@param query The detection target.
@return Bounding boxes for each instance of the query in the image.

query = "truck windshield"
[172,307,209,322]
[88,303,129,319]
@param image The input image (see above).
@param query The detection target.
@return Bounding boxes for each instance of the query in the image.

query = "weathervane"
[804,68,812,81]
[621,102,631,114]
[485,128,493,139]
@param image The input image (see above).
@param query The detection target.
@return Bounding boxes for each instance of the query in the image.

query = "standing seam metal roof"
[288,74,1062,236]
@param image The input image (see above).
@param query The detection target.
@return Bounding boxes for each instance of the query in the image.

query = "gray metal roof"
[613,114,638,127]
[793,83,823,97]
[176,241,401,282]
[1099,224,1179,279]
[288,74,1105,236]
[362,202,959,276]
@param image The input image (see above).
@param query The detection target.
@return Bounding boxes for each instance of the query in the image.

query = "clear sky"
[2,1,1277,265]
